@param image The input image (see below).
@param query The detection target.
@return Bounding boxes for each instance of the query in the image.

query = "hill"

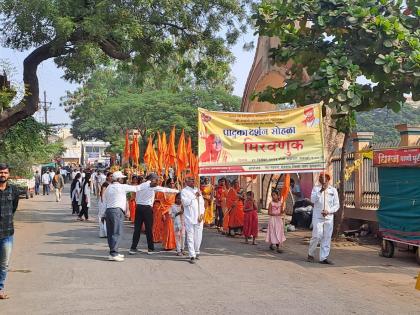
[356,104,420,143]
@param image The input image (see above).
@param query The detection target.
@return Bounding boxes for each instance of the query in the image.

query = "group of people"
[0,159,340,300]
[34,168,65,201]
[95,171,205,264]
[199,174,340,264]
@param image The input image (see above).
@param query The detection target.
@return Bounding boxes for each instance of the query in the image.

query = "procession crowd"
[68,168,339,265]
[0,162,339,299]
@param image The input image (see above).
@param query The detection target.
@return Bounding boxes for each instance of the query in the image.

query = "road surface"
[2,186,420,314]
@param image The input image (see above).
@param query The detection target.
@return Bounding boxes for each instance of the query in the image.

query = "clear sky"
[0,32,256,125]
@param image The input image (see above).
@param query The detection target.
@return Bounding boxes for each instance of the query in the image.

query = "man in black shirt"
[0,163,19,299]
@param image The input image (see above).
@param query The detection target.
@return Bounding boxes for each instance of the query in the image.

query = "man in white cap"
[181,175,205,264]
[307,172,339,265]
[102,171,149,261]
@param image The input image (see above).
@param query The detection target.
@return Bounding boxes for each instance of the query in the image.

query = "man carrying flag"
[181,175,205,264]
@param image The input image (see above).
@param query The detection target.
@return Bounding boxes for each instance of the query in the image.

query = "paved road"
[2,186,420,314]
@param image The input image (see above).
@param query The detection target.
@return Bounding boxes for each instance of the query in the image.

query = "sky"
[0,32,256,126]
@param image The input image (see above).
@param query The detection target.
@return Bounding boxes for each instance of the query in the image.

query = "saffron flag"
[166,126,176,167]
[123,130,130,165]
[157,132,163,174]
[280,174,291,207]
[177,129,188,172]
[131,134,140,166]
[144,136,153,167]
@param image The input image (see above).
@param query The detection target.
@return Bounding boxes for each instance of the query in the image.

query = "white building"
[81,140,110,167]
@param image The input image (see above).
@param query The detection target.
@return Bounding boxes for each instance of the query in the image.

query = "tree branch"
[99,40,131,60]
[0,39,68,135]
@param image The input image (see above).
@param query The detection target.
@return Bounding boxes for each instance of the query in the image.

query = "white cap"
[112,171,127,181]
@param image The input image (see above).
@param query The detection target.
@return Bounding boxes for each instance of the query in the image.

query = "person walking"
[98,182,109,238]
[34,170,41,195]
[171,193,186,256]
[102,171,150,262]
[307,173,339,265]
[0,163,20,299]
[243,191,259,245]
[52,171,65,202]
[129,174,178,255]
[266,190,286,253]
[78,173,91,221]
[41,170,51,195]
[70,173,82,215]
[181,175,205,264]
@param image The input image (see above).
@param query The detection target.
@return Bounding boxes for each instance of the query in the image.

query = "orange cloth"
[129,194,136,223]
[152,192,165,243]
[227,188,244,229]
[161,194,176,250]
[201,184,214,225]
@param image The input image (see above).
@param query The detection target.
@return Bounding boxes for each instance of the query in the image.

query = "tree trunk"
[334,131,350,238]
[0,40,67,135]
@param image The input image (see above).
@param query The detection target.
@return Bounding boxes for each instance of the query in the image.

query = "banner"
[373,148,420,167]
[198,104,325,175]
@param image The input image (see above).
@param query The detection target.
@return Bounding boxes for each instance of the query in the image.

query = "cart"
[374,148,420,265]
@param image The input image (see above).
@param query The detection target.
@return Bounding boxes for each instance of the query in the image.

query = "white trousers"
[99,217,107,238]
[175,229,185,253]
[54,188,62,201]
[308,218,333,261]
[185,222,203,258]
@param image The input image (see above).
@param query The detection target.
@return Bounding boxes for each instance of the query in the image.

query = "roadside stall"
[374,147,420,264]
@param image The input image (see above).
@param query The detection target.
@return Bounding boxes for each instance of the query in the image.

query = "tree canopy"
[254,0,419,132]
[0,0,251,133]
[0,117,65,177]
[61,68,241,153]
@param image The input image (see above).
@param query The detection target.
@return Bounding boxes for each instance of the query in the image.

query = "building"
[81,140,110,167]
[58,128,82,166]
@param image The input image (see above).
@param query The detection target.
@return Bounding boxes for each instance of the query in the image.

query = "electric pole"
[39,90,52,143]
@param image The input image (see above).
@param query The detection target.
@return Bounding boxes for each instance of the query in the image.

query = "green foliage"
[254,0,420,133]
[356,103,420,143]
[0,117,65,178]
[61,69,241,153]
[0,0,251,86]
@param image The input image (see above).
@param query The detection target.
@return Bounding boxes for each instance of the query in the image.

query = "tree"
[61,68,241,153]
[0,0,251,133]
[254,0,420,235]
[0,117,65,178]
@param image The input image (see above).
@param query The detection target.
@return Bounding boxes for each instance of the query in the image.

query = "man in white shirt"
[102,171,150,262]
[129,173,178,255]
[181,175,205,264]
[41,171,51,195]
[307,172,339,265]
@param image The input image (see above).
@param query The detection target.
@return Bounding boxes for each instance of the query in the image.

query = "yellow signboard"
[198,104,325,175]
